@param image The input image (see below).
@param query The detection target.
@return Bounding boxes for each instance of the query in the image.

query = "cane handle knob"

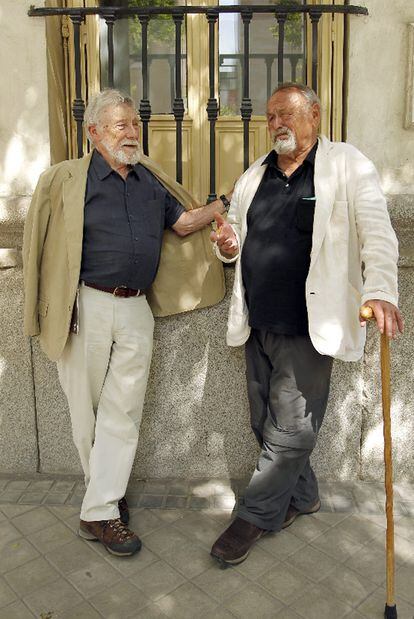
[360,306,374,321]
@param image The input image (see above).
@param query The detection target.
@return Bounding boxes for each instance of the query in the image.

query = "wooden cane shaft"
[380,332,395,606]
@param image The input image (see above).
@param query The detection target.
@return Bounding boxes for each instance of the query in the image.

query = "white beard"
[271,128,297,155]
[102,140,142,165]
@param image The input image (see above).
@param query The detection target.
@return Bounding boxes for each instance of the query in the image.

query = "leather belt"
[83,282,144,298]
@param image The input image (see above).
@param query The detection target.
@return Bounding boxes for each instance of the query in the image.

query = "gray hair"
[271,82,321,109]
[84,89,136,141]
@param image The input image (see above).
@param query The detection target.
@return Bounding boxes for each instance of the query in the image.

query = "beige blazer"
[216,136,399,361]
[23,152,225,361]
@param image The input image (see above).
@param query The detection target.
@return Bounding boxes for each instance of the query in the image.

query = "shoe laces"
[103,518,134,539]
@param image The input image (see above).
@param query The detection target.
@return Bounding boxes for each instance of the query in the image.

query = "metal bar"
[29,5,369,18]
[342,0,350,141]
[291,56,299,82]
[218,52,302,61]
[168,56,175,112]
[330,19,335,139]
[138,13,151,155]
[265,57,273,100]
[172,10,185,184]
[309,9,322,92]
[104,12,116,88]
[302,10,307,83]
[70,12,85,158]
[206,9,219,202]
[241,8,253,171]
[277,12,287,85]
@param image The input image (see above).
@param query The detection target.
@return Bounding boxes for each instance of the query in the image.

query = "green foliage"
[269,0,304,49]
[128,0,177,55]
[220,104,236,117]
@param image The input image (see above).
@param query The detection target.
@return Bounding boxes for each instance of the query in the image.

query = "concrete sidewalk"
[0,477,413,619]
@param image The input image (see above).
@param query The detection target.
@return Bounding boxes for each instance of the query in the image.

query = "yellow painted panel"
[215,118,269,197]
[148,118,192,192]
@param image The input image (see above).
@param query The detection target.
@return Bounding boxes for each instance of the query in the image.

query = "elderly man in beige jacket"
[23,89,229,557]
[210,83,403,567]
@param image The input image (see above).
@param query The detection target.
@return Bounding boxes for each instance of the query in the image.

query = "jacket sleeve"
[351,154,399,306]
[22,172,52,336]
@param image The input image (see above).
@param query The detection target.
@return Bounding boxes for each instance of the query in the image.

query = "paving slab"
[291,583,353,618]
[0,478,412,618]
[223,582,284,618]
[128,560,185,602]
[3,556,60,597]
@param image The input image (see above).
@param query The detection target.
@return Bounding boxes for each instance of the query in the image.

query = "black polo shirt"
[80,150,185,290]
[241,142,317,335]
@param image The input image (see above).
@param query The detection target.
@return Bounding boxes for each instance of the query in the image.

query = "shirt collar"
[130,162,142,178]
[262,140,318,168]
[91,149,114,180]
[91,149,140,180]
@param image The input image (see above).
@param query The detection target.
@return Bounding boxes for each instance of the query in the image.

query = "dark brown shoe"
[118,497,129,525]
[211,517,266,567]
[282,499,321,529]
[79,518,141,556]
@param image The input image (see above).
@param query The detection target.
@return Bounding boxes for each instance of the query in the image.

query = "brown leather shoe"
[79,518,141,556]
[211,517,266,567]
[282,499,321,529]
[118,497,129,525]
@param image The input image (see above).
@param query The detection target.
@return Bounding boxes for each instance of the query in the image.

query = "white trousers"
[57,284,154,521]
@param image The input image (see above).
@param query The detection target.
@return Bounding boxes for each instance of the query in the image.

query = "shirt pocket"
[140,199,164,238]
[296,197,316,233]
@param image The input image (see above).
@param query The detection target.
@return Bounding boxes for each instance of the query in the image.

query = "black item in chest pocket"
[296,198,315,233]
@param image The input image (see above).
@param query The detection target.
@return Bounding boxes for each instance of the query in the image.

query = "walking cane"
[360,305,397,619]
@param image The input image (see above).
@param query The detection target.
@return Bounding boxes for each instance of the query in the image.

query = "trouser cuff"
[236,507,280,532]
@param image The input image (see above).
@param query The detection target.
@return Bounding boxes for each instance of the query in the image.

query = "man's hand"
[359,299,404,339]
[171,193,232,237]
[210,212,239,257]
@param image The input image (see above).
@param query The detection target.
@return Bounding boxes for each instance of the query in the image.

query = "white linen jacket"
[217,136,399,361]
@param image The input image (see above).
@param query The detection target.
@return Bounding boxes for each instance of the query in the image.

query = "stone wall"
[0,0,413,481]
[347,0,414,481]
[0,0,49,474]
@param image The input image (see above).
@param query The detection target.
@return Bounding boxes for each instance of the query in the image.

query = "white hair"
[84,89,136,142]
[271,82,321,110]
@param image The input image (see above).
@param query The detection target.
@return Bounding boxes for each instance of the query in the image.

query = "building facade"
[0,0,413,481]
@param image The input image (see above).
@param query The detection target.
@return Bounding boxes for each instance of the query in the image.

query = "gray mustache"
[274,129,292,138]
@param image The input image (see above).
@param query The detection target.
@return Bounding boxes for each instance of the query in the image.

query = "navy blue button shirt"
[80,150,185,290]
[241,142,317,335]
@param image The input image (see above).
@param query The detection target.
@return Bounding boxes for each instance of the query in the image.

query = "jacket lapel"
[311,136,337,267]
[241,157,267,220]
[62,153,92,278]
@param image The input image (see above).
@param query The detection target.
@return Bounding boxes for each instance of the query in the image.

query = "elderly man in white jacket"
[210,83,403,567]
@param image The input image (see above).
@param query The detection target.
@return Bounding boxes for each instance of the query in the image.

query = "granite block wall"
[2,258,410,482]
[0,0,413,481]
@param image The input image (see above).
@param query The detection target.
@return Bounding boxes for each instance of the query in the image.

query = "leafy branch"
[128,0,177,54]
[269,0,304,49]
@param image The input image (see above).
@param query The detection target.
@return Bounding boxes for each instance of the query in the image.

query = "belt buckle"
[113,286,127,297]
